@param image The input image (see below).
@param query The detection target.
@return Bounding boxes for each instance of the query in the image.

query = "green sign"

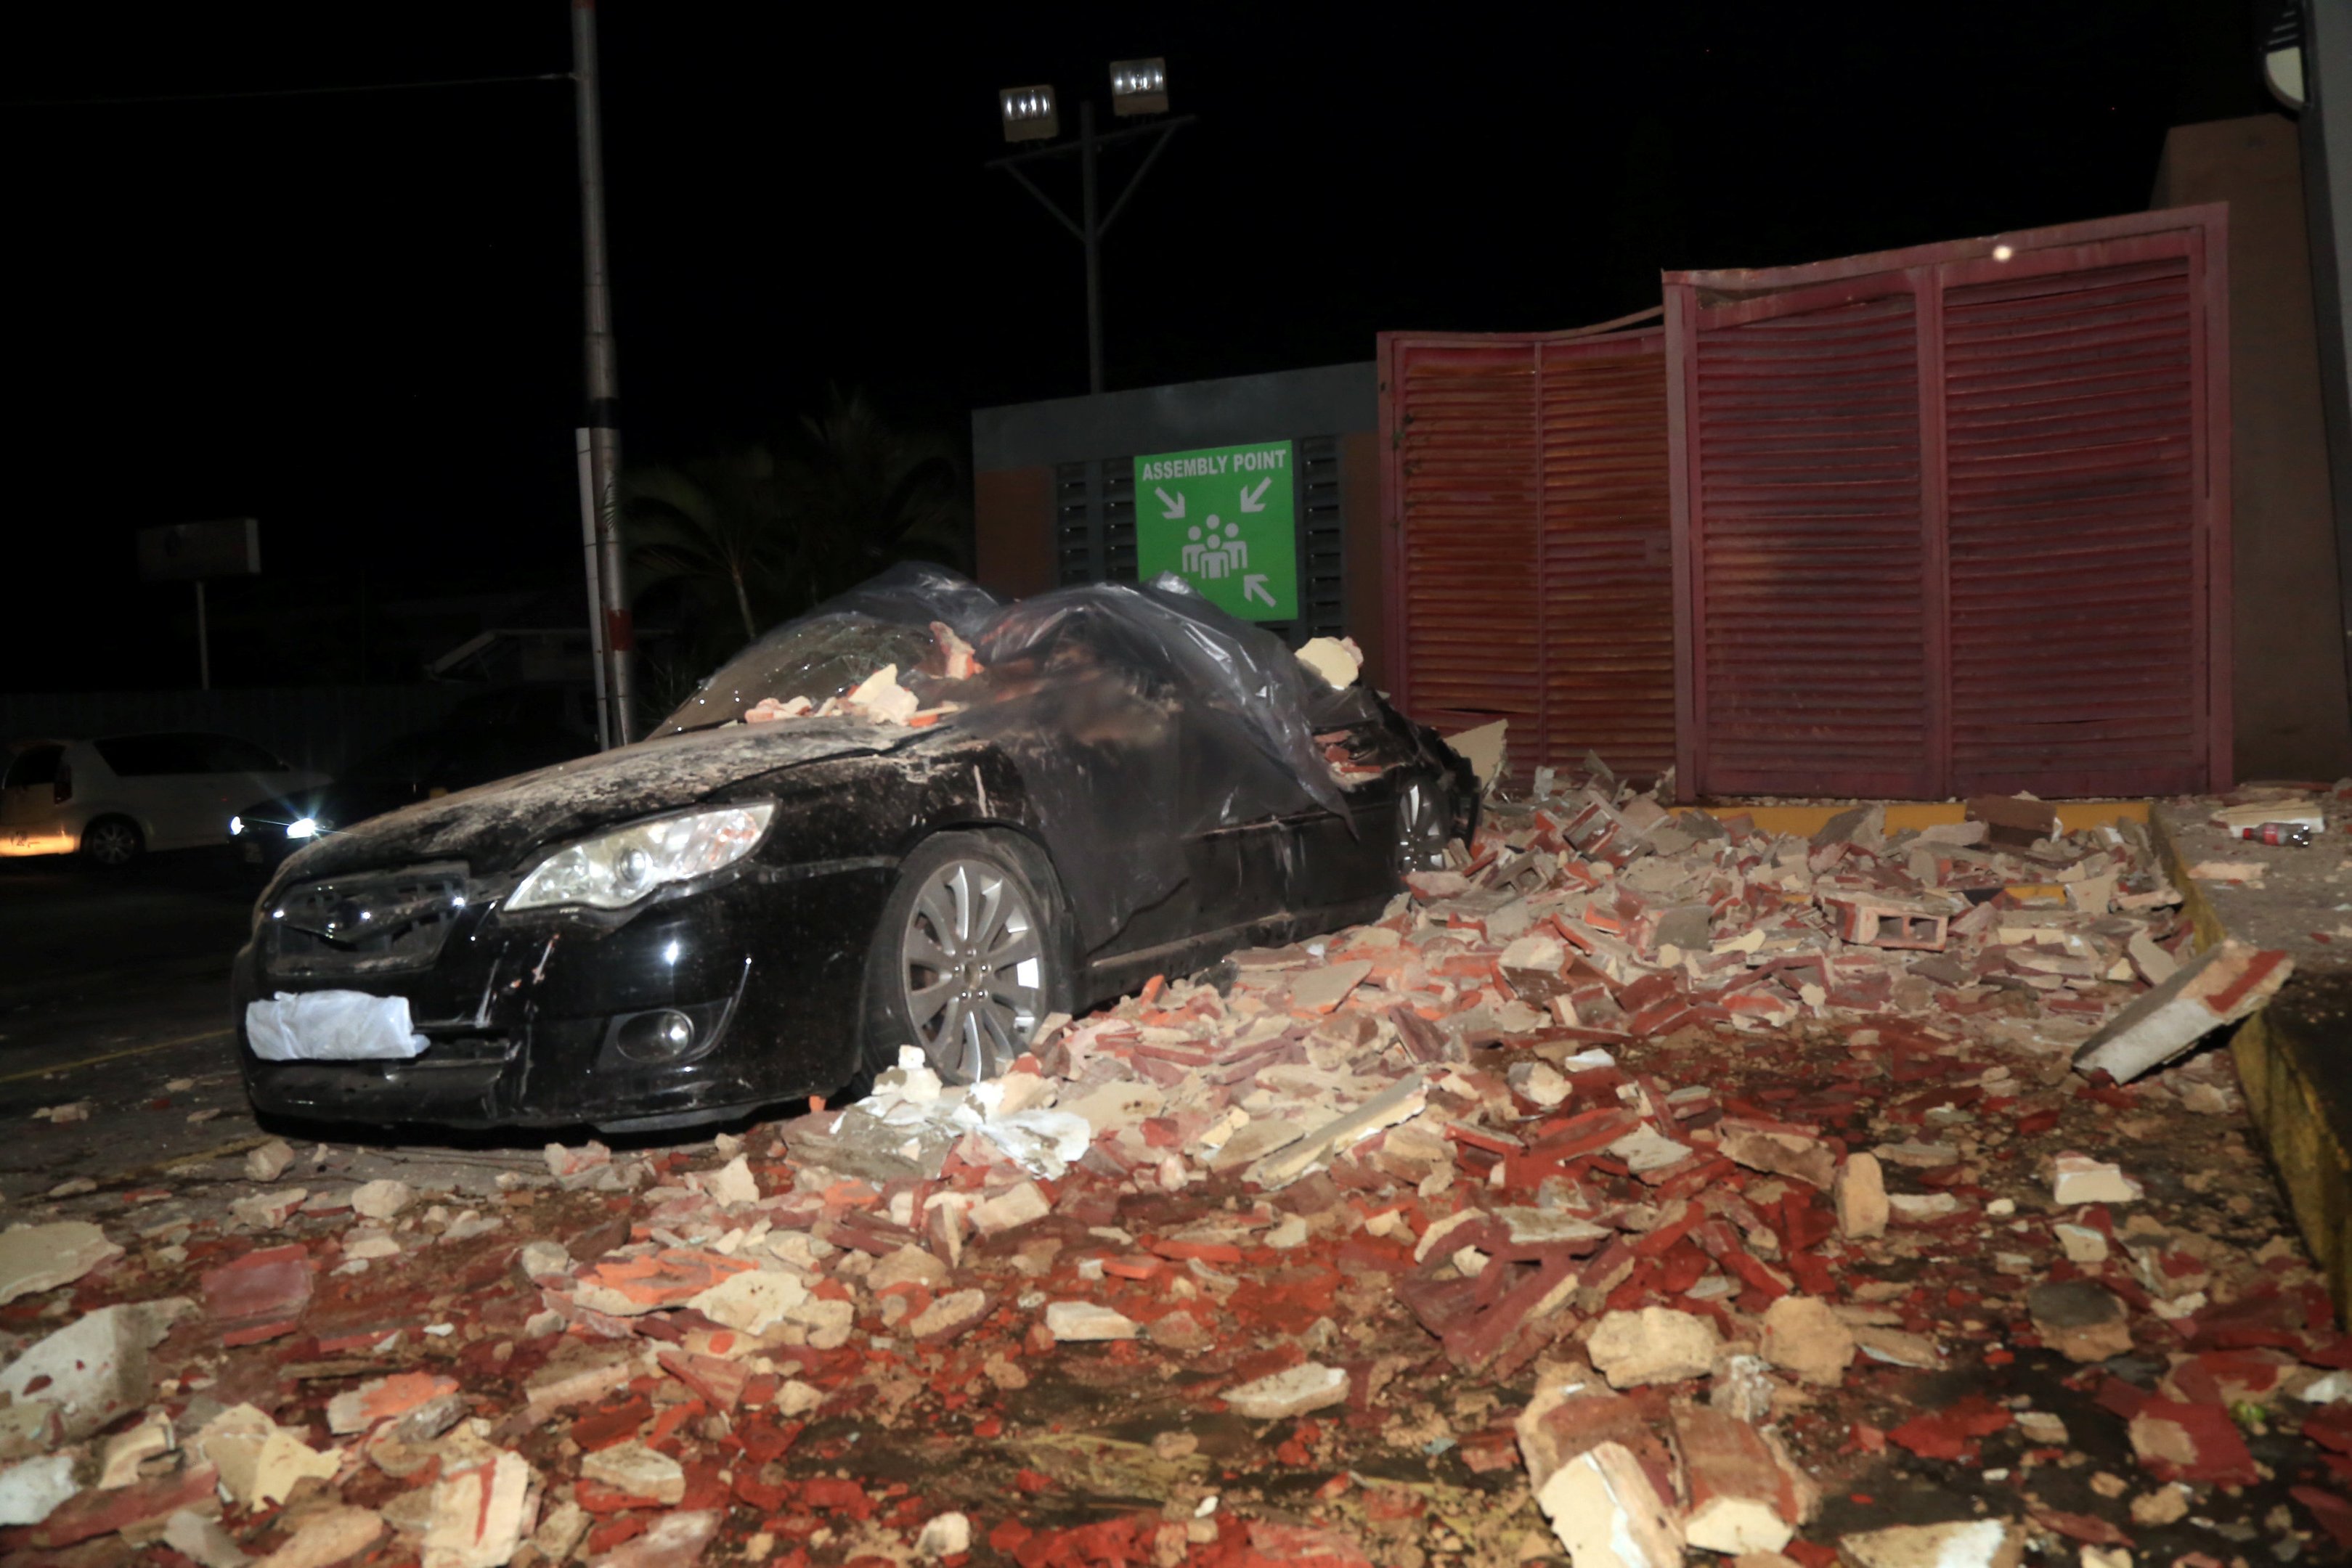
[1134,440,1297,621]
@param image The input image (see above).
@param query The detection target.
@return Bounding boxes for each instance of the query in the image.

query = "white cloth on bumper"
[245,989,428,1061]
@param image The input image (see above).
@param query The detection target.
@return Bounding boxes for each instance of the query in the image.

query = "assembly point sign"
[1134,440,1297,621]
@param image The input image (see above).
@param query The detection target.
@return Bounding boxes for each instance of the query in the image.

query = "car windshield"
[662,618,942,732]
[653,566,1351,829]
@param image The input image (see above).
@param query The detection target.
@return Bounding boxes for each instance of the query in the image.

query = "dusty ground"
[2156,795,2352,965]
[3,783,2351,1567]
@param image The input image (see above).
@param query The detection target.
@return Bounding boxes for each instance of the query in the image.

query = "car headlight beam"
[508,804,775,912]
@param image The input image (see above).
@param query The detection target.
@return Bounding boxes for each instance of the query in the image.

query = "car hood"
[272,718,927,883]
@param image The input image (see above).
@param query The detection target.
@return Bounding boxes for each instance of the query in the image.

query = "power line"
[0,70,571,111]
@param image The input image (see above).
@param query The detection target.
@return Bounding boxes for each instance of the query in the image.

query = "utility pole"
[576,431,613,749]
[572,0,633,745]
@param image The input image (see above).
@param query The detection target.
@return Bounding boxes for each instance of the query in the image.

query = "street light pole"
[989,99,1192,398]
[1078,102,1104,395]
[572,0,634,745]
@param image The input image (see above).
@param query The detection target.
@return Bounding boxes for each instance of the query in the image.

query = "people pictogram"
[1194,518,1248,579]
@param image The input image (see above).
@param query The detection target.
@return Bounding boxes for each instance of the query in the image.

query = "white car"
[0,733,327,867]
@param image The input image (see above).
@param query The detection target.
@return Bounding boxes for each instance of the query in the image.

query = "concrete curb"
[2150,809,2352,1323]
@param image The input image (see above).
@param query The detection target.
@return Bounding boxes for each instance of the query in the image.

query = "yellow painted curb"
[2149,810,2351,1323]
[2229,1008,2352,1322]
[2152,817,2231,955]
[1674,800,2151,838]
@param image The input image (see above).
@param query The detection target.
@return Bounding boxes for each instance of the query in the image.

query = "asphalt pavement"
[0,849,274,1198]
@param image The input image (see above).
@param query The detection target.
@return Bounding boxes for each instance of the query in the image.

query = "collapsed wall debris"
[0,762,2343,1567]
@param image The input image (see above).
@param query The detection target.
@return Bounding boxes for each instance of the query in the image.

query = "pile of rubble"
[1,766,2348,1568]
[741,623,981,729]
[736,626,1372,783]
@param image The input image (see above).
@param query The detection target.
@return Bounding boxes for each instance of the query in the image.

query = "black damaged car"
[231,568,1475,1133]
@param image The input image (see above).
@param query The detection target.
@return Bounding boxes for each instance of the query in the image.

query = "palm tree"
[621,446,791,646]
[775,386,970,608]
[619,390,972,699]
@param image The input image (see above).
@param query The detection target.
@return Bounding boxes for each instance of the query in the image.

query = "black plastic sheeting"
[660,565,1375,947]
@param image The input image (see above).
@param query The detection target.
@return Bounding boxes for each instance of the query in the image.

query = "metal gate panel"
[1943,242,2212,794]
[1667,205,2232,799]
[1381,341,1543,738]
[1380,323,1672,779]
[1677,284,1937,797]
[1535,339,1675,776]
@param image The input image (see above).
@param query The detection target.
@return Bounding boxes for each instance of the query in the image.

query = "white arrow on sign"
[1154,486,1186,520]
[1237,478,1272,513]
[1242,573,1275,607]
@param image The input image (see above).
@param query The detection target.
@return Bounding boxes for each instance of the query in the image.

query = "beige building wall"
[2154,115,2352,780]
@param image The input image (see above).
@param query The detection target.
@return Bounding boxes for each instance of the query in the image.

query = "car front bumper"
[233,858,894,1130]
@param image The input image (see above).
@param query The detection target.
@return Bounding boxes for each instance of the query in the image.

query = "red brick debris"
[2,768,2349,1568]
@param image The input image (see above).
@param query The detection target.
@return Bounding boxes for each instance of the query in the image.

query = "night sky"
[4,2,2271,692]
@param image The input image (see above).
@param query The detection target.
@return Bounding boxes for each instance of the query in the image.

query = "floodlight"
[2260,1,2305,110]
[1110,58,1168,116]
[2266,43,2306,110]
[999,84,1059,142]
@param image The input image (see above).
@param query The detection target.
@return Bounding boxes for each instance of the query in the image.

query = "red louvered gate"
[1380,319,1675,781]
[1667,206,2231,799]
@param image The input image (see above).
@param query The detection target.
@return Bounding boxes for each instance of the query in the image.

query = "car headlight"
[285,817,321,840]
[508,804,775,912]
[229,815,244,836]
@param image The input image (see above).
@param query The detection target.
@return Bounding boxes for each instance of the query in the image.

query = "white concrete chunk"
[1587,1307,1720,1389]
[0,1222,121,1306]
[1045,1302,1139,1342]
[1221,1362,1349,1420]
[0,1453,79,1527]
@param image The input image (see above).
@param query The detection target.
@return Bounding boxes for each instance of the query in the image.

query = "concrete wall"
[2154,115,2352,780]
[970,364,1386,671]
[974,466,1057,602]
[972,363,1375,473]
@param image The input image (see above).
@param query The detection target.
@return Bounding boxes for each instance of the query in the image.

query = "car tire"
[80,816,145,870]
[861,830,1076,1087]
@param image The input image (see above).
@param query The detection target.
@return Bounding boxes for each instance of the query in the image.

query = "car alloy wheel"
[1393,778,1451,873]
[83,819,142,867]
[899,856,1046,1083]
